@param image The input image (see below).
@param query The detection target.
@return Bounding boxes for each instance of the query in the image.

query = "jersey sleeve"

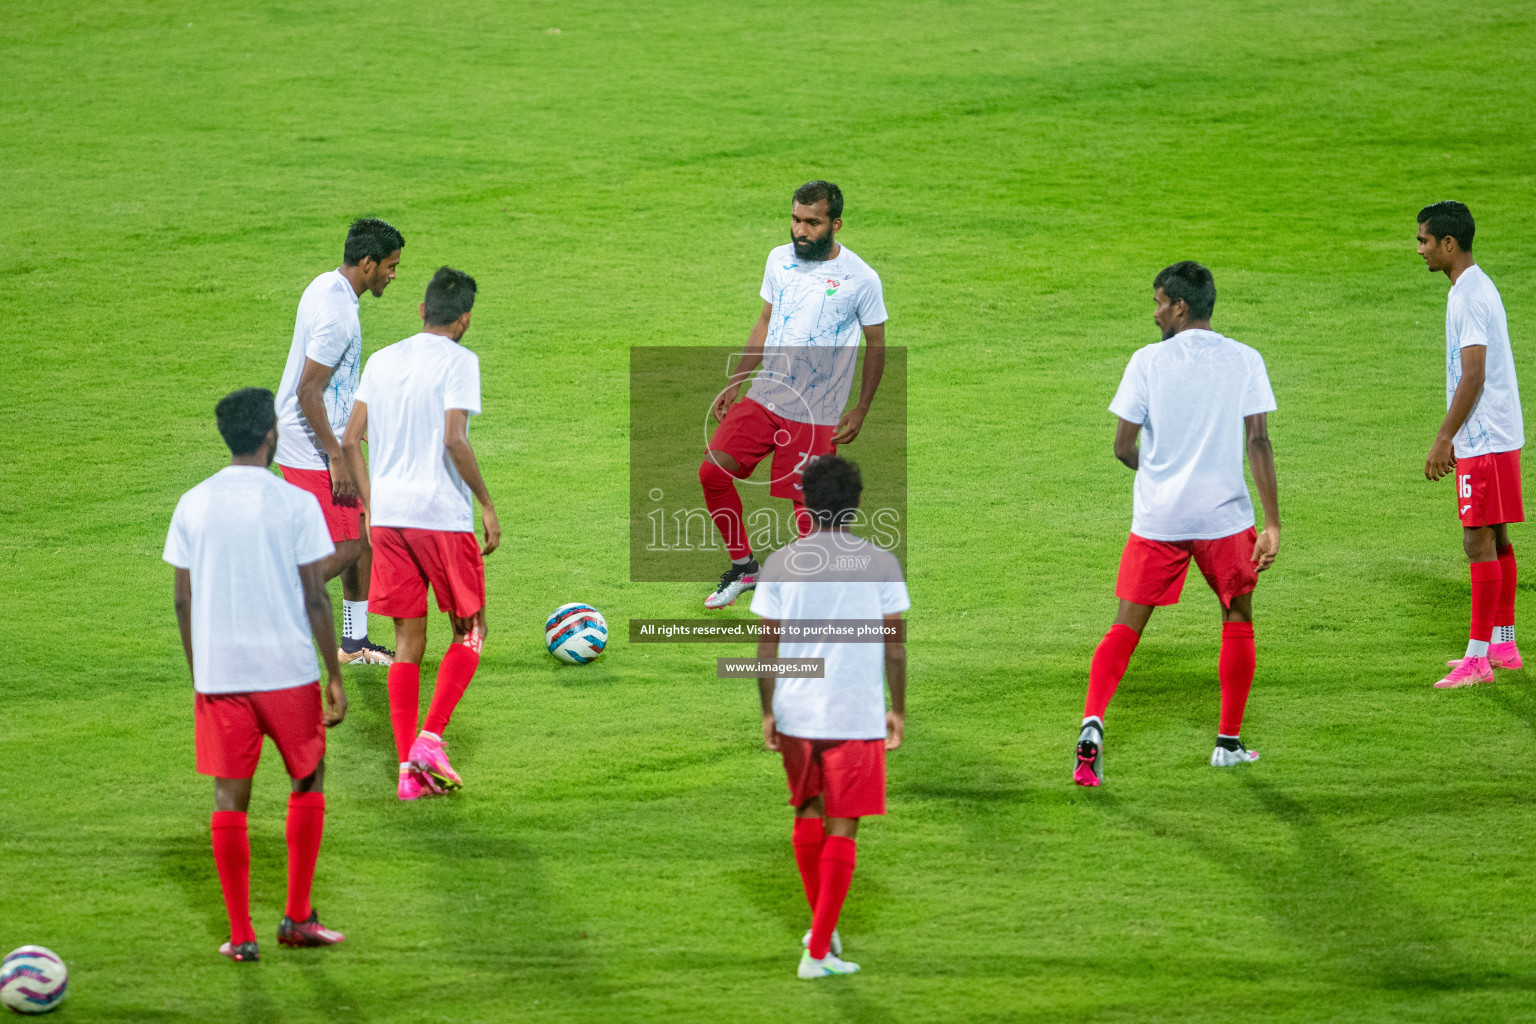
[293,491,336,566]
[855,271,888,326]
[1243,352,1279,416]
[1454,295,1492,349]
[879,580,911,615]
[303,313,354,368]
[444,351,482,414]
[749,580,782,618]
[759,252,778,304]
[1108,350,1148,423]
[162,498,191,568]
[353,355,373,405]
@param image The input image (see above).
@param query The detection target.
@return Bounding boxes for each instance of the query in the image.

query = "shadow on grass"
[1116,777,1536,995]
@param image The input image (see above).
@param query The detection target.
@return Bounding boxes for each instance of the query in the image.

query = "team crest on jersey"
[825,278,842,296]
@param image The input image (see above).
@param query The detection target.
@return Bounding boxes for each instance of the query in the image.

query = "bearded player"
[1075,262,1281,786]
[751,456,909,978]
[699,180,888,609]
[165,388,348,962]
[342,267,499,800]
[274,217,404,665]
[1418,201,1525,689]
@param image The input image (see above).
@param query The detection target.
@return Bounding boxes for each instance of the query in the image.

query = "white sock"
[732,556,752,566]
[1495,625,1516,644]
[1466,638,1490,659]
[343,599,368,641]
[1080,715,1102,732]
[419,730,441,742]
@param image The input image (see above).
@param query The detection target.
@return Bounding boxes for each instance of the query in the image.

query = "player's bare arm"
[445,407,500,557]
[173,568,194,676]
[713,301,773,424]
[831,323,885,445]
[339,400,371,541]
[1246,412,1280,570]
[1426,343,1485,481]
[299,559,346,726]
[883,611,906,750]
[757,618,780,750]
[295,357,357,500]
[1113,418,1140,470]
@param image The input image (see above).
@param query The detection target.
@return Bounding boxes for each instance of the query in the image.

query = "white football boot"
[798,949,860,979]
[1074,718,1104,786]
[802,928,842,957]
[1211,740,1260,767]
[704,560,759,609]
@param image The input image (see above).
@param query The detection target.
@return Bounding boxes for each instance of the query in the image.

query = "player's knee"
[700,457,736,488]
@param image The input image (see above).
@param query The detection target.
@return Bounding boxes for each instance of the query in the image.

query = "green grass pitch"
[3,1,1536,1020]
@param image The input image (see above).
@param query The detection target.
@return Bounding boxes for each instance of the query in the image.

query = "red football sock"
[793,501,814,538]
[424,641,480,736]
[1470,559,1503,643]
[1084,624,1141,721]
[1497,545,1517,630]
[808,835,856,959]
[387,662,421,763]
[791,816,825,910]
[1218,622,1256,736]
[210,811,255,945]
[700,460,751,560]
[284,792,325,922]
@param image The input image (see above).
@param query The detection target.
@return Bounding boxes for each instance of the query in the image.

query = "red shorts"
[708,398,836,501]
[195,682,325,779]
[369,526,486,620]
[1117,528,1259,609]
[1456,449,1524,527]
[779,734,886,818]
[279,465,361,543]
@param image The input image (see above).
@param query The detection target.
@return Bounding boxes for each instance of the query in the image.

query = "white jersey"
[163,466,335,694]
[355,332,482,532]
[275,269,363,470]
[1446,265,1523,459]
[746,243,888,426]
[749,533,910,740]
[1109,328,1277,542]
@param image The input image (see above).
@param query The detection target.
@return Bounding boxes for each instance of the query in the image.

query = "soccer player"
[751,456,909,979]
[274,217,404,666]
[164,388,349,963]
[699,180,889,609]
[1418,201,1524,688]
[340,267,500,800]
[1074,261,1281,787]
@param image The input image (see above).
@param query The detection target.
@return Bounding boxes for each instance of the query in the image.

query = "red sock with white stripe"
[211,811,256,945]
[1218,622,1256,736]
[424,635,481,736]
[284,792,325,922]
[387,662,421,764]
[699,460,751,560]
[1468,559,1502,658]
[1496,545,1517,644]
[791,817,824,910]
[1084,624,1140,722]
[808,835,855,959]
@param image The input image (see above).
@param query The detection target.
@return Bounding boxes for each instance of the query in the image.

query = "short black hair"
[1418,200,1475,253]
[343,218,405,266]
[802,456,862,526]
[423,266,477,326]
[1153,261,1217,320]
[793,180,843,221]
[215,387,276,456]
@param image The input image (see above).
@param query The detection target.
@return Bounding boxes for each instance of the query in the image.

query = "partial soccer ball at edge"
[545,603,608,665]
[1,946,67,1015]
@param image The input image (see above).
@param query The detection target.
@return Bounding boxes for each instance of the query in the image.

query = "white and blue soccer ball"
[1,946,67,1015]
[545,603,608,665]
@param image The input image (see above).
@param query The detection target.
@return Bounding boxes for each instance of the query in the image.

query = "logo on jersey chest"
[824,278,842,296]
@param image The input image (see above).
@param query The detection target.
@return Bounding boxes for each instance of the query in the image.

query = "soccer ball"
[1,947,67,1015]
[545,603,608,664]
